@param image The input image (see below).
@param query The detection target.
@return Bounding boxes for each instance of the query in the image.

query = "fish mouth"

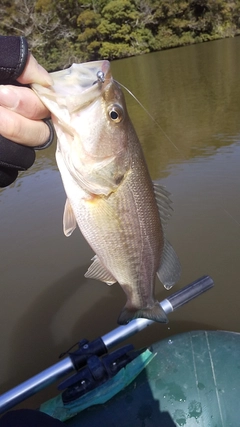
[52,61,112,114]
[32,60,113,115]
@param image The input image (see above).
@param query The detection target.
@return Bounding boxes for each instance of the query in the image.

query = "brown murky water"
[1,36,240,409]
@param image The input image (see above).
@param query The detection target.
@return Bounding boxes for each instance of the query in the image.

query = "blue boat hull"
[65,330,240,426]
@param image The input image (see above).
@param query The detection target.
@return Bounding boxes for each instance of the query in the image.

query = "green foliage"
[0,0,240,70]
[99,41,134,58]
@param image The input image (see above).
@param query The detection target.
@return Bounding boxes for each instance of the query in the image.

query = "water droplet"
[188,400,202,419]
[173,409,187,425]
[197,382,205,390]
[168,339,173,345]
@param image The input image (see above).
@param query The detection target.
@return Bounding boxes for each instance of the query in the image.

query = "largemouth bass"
[32,60,181,324]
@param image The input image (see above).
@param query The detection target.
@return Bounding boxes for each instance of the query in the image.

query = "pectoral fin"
[85,255,117,285]
[157,239,181,290]
[63,199,77,237]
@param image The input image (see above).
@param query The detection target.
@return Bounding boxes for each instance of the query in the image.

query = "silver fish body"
[32,60,181,324]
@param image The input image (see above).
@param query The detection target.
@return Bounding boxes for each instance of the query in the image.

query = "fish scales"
[32,60,181,324]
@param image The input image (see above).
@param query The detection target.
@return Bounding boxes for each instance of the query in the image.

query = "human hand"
[0,53,53,147]
[0,36,54,187]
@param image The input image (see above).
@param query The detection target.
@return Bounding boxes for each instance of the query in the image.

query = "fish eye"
[108,104,123,123]
[110,111,118,120]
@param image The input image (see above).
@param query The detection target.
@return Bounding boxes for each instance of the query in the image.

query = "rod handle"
[167,275,214,311]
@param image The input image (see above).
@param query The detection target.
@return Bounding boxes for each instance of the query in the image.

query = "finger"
[0,106,50,147]
[0,85,49,119]
[17,53,53,87]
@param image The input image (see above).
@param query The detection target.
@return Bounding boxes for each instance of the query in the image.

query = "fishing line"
[94,72,240,232]
[114,79,186,160]
[222,208,240,229]
[93,72,185,158]
[114,80,240,232]
[115,78,240,232]
[115,79,240,233]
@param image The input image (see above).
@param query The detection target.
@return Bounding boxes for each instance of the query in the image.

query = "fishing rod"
[0,275,213,414]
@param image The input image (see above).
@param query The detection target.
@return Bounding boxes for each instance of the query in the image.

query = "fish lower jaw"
[117,301,168,325]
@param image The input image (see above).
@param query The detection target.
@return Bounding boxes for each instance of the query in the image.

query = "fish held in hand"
[32,60,181,325]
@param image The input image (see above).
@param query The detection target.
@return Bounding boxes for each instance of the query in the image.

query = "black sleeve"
[0,36,54,188]
[0,408,64,426]
[0,137,36,187]
[0,36,28,83]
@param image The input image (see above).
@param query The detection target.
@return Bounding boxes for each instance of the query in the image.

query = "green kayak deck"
[63,330,240,426]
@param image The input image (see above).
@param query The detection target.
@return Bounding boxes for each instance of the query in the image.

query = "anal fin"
[85,255,117,285]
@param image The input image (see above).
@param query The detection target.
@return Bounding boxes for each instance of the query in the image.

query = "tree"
[0,0,240,69]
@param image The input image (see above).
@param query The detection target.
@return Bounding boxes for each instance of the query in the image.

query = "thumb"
[17,54,53,87]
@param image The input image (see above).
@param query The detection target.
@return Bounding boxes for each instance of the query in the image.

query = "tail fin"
[117,301,168,325]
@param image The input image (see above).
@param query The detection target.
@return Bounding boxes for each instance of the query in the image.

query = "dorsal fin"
[153,182,181,289]
[153,181,173,232]
[157,239,181,290]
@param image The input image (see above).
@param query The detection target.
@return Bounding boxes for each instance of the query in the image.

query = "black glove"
[0,36,54,188]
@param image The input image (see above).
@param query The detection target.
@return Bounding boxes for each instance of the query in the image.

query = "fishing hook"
[92,70,105,86]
